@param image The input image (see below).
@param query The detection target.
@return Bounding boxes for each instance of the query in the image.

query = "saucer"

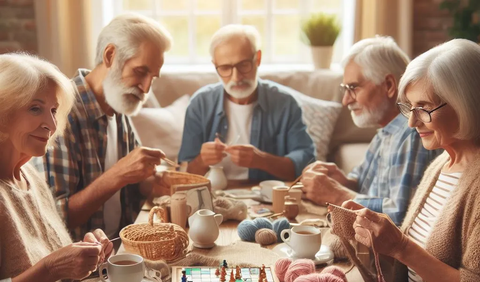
[272,243,334,265]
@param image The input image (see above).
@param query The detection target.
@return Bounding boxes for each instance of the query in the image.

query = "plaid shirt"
[32,69,143,241]
[349,114,443,225]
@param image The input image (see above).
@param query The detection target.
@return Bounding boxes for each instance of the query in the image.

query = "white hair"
[398,39,480,143]
[94,13,173,67]
[209,24,261,58]
[342,36,410,85]
[0,53,75,145]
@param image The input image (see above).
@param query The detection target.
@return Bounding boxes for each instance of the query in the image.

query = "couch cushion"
[333,143,370,174]
[131,95,190,159]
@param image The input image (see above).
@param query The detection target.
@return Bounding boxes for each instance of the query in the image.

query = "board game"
[172,262,278,282]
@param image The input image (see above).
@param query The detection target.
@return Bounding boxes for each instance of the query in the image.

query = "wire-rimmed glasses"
[339,83,359,100]
[215,55,256,78]
[397,102,447,123]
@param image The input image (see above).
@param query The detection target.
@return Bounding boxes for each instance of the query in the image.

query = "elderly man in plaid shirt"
[301,37,443,225]
[33,13,173,241]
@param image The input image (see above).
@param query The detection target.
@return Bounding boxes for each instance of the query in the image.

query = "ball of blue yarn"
[273,218,291,242]
[253,217,273,230]
[237,220,258,242]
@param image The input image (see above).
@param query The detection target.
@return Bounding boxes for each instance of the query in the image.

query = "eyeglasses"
[397,102,447,123]
[215,55,256,78]
[339,83,359,100]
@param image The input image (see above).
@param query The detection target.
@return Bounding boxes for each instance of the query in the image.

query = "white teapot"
[188,209,223,248]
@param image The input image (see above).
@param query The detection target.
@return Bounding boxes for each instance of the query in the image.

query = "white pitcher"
[188,209,223,248]
[205,165,227,190]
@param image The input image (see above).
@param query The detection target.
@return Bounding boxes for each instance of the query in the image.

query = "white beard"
[348,99,390,128]
[102,64,147,116]
[223,77,258,99]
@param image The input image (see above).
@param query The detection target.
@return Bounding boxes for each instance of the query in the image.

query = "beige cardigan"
[391,151,480,282]
[0,164,72,280]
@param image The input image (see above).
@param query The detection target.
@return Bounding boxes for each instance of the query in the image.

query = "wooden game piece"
[229,270,235,282]
[235,266,241,279]
[222,266,226,275]
[220,270,226,282]
[223,259,228,268]
[215,267,220,277]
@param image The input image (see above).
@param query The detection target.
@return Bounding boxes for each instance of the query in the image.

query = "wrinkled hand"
[353,208,410,259]
[83,229,114,264]
[42,242,102,280]
[111,147,165,185]
[303,161,349,186]
[200,138,226,167]
[224,144,263,168]
[150,172,174,197]
[301,168,356,205]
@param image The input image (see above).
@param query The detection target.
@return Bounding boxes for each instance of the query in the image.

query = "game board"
[172,264,278,282]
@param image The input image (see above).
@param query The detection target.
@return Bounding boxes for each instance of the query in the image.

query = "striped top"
[407,171,462,282]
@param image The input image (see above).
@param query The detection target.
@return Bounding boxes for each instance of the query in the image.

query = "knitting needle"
[288,157,316,191]
[162,157,179,168]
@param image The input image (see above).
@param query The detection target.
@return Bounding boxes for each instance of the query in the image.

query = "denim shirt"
[178,79,315,181]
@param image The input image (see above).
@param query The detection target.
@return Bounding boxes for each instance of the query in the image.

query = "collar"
[215,79,267,116]
[73,69,107,121]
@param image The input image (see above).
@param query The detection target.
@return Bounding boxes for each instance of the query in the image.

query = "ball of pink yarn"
[294,273,345,282]
[284,259,316,282]
[320,266,347,282]
[275,258,293,282]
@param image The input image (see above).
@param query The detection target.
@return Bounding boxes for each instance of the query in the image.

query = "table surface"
[117,181,365,281]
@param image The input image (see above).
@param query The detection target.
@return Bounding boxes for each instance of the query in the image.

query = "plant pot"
[310,46,333,69]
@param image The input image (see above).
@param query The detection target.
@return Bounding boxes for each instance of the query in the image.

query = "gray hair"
[398,39,480,143]
[342,36,410,85]
[0,53,75,145]
[94,13,173,67]
[209,24,261,58]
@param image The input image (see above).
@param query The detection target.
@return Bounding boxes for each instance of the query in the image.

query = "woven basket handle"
[148,206,168,226]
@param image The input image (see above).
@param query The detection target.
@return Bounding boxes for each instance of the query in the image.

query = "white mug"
[99,254,161,282]
[280,226,322,259]
[258,180,285,202]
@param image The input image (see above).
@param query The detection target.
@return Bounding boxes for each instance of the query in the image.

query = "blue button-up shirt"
[349,114,443,225]
[178,79,315,181]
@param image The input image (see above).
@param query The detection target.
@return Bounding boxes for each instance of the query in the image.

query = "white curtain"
[354,0,413,57]
[35,0,95,77]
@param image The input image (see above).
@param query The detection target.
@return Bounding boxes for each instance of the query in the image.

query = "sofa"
[131,69,378,174]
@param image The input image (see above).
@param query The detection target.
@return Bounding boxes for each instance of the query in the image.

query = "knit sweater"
[0,164,72,280]
[392,151,480,282]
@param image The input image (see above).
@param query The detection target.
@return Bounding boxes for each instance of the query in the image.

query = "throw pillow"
[288,90,342,161]
[130,94,190,160]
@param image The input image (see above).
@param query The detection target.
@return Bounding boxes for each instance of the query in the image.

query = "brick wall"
[0,0,37,54]
[413,0,452,58]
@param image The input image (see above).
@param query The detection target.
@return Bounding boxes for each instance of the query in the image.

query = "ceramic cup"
[272,185,290,213]
[280,226,322,259]
[170,192,192,229]
[99,254,161,282]
[288,186,303,204]
[258,180,285,202]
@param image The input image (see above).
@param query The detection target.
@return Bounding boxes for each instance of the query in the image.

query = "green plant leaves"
[300,13,341,47]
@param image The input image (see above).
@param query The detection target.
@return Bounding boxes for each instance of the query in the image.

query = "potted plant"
[301,13,341,69]
[439,0,480,42]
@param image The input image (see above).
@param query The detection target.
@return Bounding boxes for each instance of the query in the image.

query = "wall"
[413,0,452,58]
[0,0,37,54]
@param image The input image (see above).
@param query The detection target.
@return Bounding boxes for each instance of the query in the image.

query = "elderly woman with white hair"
[0,53,113,282]
[343,39,480,281]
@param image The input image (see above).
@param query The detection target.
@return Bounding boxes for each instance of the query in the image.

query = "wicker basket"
[120,207,189,262]
[160,171,211,195]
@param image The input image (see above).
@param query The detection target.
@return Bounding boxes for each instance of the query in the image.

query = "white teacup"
[99,254,161,282]
[280,226,322,259]
[257,180,285,202]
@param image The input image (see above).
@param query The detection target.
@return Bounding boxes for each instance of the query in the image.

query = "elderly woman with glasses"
[0,53,113,282]
[343,39,480,281]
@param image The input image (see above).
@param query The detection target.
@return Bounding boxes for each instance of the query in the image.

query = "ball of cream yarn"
[255,228,277,245]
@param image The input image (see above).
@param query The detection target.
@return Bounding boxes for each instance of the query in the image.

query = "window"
[114,0,354,65]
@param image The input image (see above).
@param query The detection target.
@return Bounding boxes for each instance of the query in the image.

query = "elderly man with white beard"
[178,25,314,182]
[32,13,173,241]
[301,36,443,225]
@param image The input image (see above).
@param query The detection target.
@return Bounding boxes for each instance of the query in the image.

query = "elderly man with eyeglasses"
[301,36,443,225]
[178,24,314,182]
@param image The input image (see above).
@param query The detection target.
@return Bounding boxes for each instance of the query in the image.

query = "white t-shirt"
[103,114,122,238]
[219,99,255,180]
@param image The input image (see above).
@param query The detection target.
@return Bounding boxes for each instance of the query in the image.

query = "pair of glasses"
[339,83,359,100]
[397,102,447,123]
[215,55,256,78]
